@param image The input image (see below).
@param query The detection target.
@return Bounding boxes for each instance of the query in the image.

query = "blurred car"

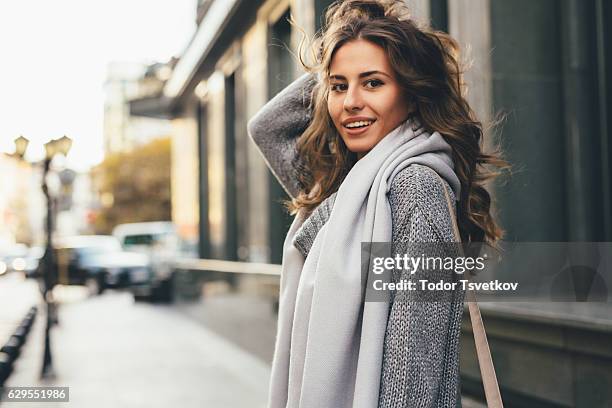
[0,244,29,276]
[112,222,178,302]
[23,246,44,277]
[83,250,150,290]
[55,235,151,295]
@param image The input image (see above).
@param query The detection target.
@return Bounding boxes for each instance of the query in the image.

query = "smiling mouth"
[344,120,375,129]
[343,120,376,135]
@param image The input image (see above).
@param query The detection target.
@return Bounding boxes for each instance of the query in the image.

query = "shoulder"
[388,164,457,241]
[388,163,456,206]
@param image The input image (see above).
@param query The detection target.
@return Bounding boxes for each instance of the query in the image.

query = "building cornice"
[163,0,241,102]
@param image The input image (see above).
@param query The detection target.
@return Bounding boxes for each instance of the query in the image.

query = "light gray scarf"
[268,119,461,408]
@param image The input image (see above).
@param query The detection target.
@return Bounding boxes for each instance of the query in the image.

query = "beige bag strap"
[436,174,504,408]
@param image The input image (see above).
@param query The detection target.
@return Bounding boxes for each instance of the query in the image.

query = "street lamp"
[56,136,73,156]
[12,135,72,379]
[44,140,58,159]
[14,136,29,158]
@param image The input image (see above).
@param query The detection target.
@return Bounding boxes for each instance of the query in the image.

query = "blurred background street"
[1,273,271,407]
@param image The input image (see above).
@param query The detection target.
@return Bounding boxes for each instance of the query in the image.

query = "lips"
[341,116,376,127]
[342,117,376,136]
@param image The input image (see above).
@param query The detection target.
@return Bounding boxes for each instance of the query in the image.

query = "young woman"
[248,1,506,406]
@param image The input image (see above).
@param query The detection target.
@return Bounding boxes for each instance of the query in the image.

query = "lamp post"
[12,135,72,379]
[14,136,29,158]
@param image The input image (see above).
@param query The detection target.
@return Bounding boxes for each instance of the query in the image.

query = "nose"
[343,85,364,112]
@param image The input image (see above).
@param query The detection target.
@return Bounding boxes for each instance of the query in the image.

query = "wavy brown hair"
[287,0,509,244]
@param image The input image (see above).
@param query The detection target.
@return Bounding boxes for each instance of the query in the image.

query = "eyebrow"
[329,70,392,80]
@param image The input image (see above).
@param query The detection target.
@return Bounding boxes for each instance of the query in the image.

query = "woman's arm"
[247,72,318,199]
[378,164,466,408]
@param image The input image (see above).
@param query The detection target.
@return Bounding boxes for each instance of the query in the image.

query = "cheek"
[379,90,409,121]
[327,97,341,124]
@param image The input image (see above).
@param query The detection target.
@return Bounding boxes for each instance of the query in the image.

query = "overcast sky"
[0,0,196,171]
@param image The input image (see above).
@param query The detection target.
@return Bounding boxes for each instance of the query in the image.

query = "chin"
[343,139,376,155]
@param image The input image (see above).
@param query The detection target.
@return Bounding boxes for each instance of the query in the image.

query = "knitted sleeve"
[378,164,466,408]
[246,72,318,199]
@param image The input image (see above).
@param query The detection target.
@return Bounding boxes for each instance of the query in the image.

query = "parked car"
[55,235,150,295]
[84,250,150,290]
[23,246,44,277]
[112,222,178,302]
[0,253,7,277]
[0,244,29,276]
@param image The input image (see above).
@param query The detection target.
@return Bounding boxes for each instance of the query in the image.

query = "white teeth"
[345,120,373,128]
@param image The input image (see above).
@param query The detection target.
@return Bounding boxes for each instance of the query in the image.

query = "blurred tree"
[93,137,171,234]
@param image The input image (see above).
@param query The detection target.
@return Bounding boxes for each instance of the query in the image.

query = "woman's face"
[327,39,412,158]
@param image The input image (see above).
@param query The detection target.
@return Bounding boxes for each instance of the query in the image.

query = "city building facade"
[0,154,37,245]
[103,61,173,156]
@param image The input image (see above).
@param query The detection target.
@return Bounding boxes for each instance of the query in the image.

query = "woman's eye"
[330,83,347,92]
[364,79,384,88]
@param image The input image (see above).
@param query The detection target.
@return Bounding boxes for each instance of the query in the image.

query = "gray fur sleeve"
[378,164,466,408]
[246,72,317,199]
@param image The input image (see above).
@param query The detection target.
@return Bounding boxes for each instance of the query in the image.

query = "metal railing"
[0,307,37,386]
[172,259,281,302]
[173,258,281,276]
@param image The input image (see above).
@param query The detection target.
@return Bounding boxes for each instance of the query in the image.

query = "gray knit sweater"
[248,73,465,407]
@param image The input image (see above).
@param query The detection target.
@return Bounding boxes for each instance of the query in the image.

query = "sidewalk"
[0,274,40,346]
[173,289,278,364]
[3,288,270,408]
[174,288,486,408]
